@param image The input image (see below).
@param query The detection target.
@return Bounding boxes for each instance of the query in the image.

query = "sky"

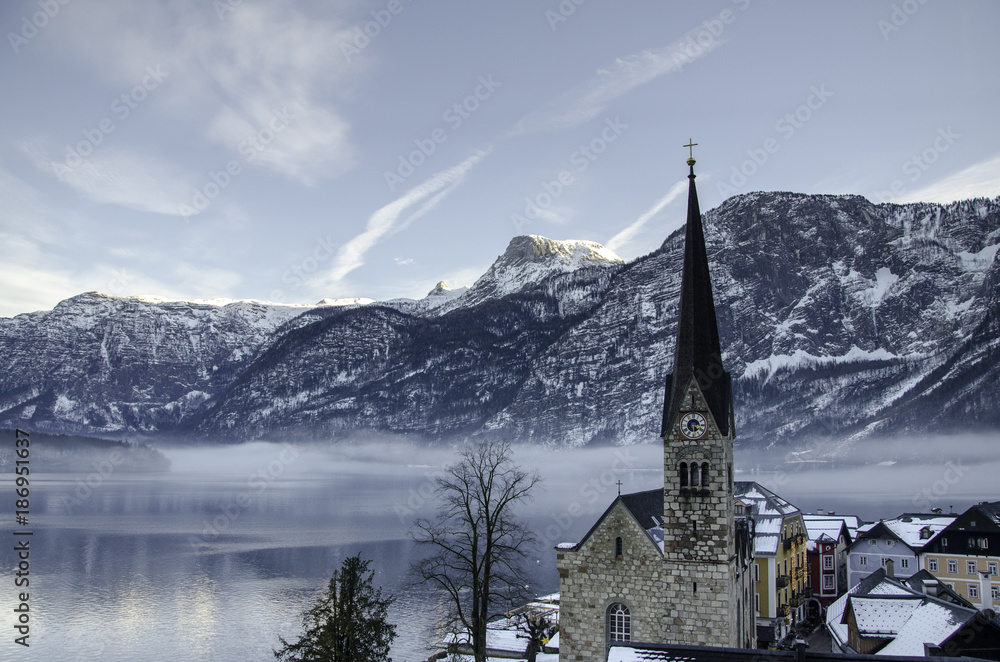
[1,0,999,318]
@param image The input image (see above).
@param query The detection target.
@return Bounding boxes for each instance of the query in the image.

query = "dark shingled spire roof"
[661,158,733,437]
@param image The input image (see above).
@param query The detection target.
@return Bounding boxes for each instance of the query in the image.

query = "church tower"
[555,148,754,661]
[659,149,749,647]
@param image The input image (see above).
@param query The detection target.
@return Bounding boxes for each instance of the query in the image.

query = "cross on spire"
[616,480,623,496]
[684,139,698,159]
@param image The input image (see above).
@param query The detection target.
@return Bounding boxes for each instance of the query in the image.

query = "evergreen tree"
[274,554,397,662]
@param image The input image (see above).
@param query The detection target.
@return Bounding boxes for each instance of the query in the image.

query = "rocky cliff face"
[1,198,998,450]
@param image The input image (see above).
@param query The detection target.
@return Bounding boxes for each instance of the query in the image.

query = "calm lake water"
[1,439,996,661]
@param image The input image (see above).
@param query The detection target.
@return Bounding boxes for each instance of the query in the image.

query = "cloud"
[899,154,1000,204]
[196,3,359,183]
[320,149,491,289]
[22,142,195,217]
[36,0,360,192]
[508,23,726,137]
[606,180,687,253]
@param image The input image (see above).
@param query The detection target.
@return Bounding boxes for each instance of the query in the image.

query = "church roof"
[620,488,664,530]
[559,488,665,554]
[661,159,733,438]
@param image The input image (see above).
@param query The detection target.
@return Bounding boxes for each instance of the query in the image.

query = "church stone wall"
[557,502,666,662]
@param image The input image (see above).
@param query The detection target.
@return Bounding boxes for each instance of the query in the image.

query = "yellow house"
[735,481,808,647]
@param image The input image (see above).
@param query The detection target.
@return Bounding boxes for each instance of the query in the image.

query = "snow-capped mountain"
[1,195,997,449]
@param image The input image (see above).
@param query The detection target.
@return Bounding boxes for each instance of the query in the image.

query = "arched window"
[607,603,631,643]
[679,462,688,487]
[690,463,700,487]
[615,536,623,558]
[701,462,710,488]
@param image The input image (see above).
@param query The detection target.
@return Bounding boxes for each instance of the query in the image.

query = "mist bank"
[154,433,997,525]
[0,429,170,473]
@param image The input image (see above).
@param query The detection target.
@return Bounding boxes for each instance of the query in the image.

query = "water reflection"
[0,439,996,661]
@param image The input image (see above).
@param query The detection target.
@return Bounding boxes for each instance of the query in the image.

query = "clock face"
[680,412,707,439]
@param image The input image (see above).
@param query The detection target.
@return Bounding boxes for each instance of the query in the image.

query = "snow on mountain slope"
[1,194,998,448]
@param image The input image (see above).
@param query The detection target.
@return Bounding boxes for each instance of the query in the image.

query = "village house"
[802,514,856,618]
[846,513,957,590]
[826,566,1000,659]
[734,482,809,648]
[920,501,1000,609]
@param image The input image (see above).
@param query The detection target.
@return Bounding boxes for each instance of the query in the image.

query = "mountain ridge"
[2,193,997,450]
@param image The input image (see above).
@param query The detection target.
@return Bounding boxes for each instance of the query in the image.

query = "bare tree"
[412,439,541,662]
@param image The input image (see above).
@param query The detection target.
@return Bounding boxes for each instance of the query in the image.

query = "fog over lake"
[1,435,997,661]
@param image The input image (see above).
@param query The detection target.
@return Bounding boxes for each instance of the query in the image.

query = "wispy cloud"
[320,149,491,289]
[21,142,194,217]
[606,180,687,252]
[508,25,725,137]
[33,0,360,200]
[899,153,1000,204]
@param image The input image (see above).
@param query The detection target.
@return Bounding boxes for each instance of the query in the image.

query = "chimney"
[982,572,994,611]
[885,559,895,578]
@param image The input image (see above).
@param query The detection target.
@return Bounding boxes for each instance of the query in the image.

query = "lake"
[1,439,997,661]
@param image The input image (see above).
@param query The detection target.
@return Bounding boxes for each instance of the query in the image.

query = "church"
[556,149,756,660]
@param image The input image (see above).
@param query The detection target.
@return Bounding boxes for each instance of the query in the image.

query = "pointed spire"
[661,149,733,437]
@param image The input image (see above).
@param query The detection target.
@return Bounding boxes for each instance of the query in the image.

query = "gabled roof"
[803,514,853,546]
[853,514,956,552]
[734,481,801,556]
[843,595,921,636]
[827,566,989,656]
[558,488,664,554]
[661,159,732,438]
[975,500,1000,527]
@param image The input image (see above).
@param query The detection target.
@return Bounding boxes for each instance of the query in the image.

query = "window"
[860,555,868,567]
[755,594,760,612]
[992,585,999,601]
[948,560,958,574]
[823,575,835,590]
[989,562,998,575]
[690,463,700,487]
[615,537,623,558]
[823,556,834,570]
[968,560,977,575]
[701,462,710,488]
[754,564,760,582]
[929,558,939,572]
[881,557,890,567]
[607,603,631,643]
[887,539,895,547]
[679,463,688,487]
[942,537,948,548]
[969,584,979,599]
[869,539,877,546]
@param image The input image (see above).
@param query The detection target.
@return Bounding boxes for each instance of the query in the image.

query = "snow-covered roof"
[445,625,527,655]
[826,569,913,649]
[847,596,920,636]
[856,514,956,550]
[735,481,801,556]
[802,515,854,544]
[608,646,694,661]
[878,601,969,656]
[827,566,982,655]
